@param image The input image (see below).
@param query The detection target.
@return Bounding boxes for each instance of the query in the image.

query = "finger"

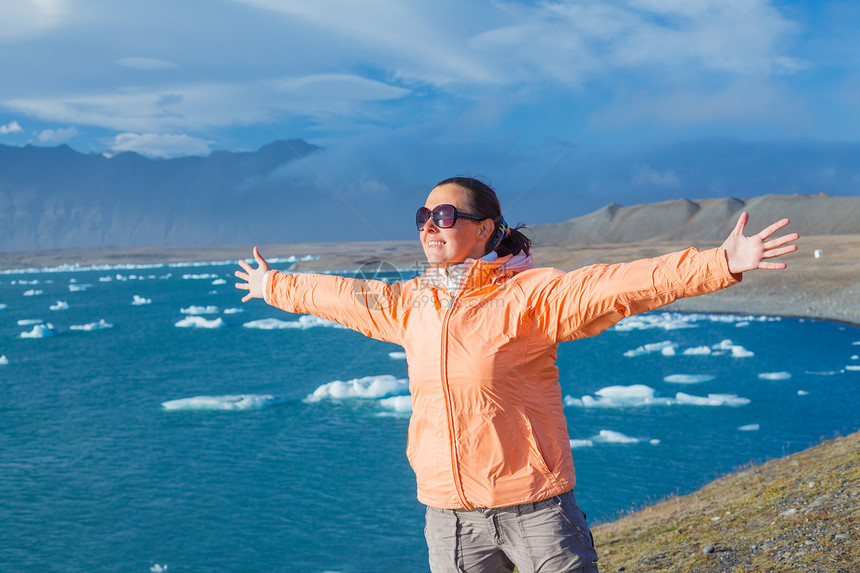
[234,270,249,280]
[235,282,249,290]
[732,211,749,236]
[756,218,791,241]
[763,232,799,250]
[254,246,266,264]
[242,293,253,303]
[238,259,253,273]
[756,261,788,270]
[762,244,798,259]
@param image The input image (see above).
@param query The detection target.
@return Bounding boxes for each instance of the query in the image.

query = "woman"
[235,177,798,573]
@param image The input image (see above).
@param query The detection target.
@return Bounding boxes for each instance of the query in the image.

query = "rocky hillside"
[591,431,860,572]
[531,194,860,246]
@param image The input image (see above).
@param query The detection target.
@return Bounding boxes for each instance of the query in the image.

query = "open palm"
[721,212,799,274]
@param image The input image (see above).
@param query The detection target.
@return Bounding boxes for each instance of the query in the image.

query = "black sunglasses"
[416,204,487,230]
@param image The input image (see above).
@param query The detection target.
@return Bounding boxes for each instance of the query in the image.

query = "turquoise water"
[1,259,858,572]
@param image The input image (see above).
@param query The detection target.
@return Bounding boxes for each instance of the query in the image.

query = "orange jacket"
[264,247,740,509]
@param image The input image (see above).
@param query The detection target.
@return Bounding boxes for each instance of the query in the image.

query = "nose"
[420,217,438,233]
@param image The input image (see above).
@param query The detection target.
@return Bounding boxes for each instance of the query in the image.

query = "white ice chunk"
[0,303,7,310]
[150,564,168,573]
[175,316,224,329]
[132,295,152,305]
[596,430,640,444]
[306,374,409,402]
[223,308,244,314]
[649,439,661,445]
[211,278,226,285]
[623,340,675,357]
[18,319,44,325]
[613,313,697,331]
[20,323,58,338]
[379,395,412,413]
[70,319,114,331]
[565,385,670,408]
[846,365,860,372]
[798,390,810,396]
[758,372,791,380]
[243,316,343,330]
[50,300,69,311]
[569,439,594,449]
[675,392,750,406]
[68,284,91,291]
[182,273,218,280]
[162,394,284,411]
[731,346,755,358]
[683,346,712,355]
[23,289,43,296]
[99,276,113,282]
[0,355,8,365]
[738,424,760,431]
[664,374,716,384]
[181,305,219,315]
[388,351,407,360]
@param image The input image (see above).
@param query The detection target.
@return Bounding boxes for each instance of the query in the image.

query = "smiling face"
[420,183,495,267]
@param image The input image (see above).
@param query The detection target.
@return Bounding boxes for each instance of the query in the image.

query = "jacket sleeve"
[264,271,405,345]
[528,247,741,342]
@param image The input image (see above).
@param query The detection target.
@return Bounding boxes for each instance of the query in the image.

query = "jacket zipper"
[439,263,475,510]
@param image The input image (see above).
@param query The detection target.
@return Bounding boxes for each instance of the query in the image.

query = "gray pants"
[425,490,599,573]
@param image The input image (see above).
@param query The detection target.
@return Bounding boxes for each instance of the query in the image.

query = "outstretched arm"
[234,246,270,302]
[721,212,799,274]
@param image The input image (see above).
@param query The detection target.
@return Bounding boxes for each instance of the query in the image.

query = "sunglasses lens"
[416,207,431,229]
[433,205,456,228]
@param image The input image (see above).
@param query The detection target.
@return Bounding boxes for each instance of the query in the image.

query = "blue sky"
[1,0,858,227]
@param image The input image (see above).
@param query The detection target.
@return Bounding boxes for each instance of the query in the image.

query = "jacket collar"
[420,251,534,293]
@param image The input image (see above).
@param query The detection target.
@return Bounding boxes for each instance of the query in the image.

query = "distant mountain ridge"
[0,140,320,250]
[530,194,860,246]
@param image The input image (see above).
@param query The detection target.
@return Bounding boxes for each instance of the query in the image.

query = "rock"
[703,545,716,554]
[834,533,849,540]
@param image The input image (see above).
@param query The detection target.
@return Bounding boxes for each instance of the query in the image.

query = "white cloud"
[37,126,80,143]
[0,120,24,134]
[632,166,681,188]
[0,0,67,40]
[117,57,178,71]
[4,73,411,134]
[106,133,215,158]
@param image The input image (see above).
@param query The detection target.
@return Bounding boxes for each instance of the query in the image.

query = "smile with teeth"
[427,240,445,246]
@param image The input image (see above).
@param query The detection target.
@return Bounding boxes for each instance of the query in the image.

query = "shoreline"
[2,235,859,328]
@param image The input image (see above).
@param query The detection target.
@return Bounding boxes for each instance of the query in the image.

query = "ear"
[480,220,494,239]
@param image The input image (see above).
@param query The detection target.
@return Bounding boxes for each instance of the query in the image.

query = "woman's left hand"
[721,212,799,274]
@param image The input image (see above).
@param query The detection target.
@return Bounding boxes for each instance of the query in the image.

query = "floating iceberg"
[664,374,716,384]
[388,351,407,360]
[564,384,750,408]
[758,372,791,380]
[243,316,343,330]
[132,295,152,306]
[0,355,8,365]
[623,340,676,357]
[175,316,225,329]
[20,323,58,338]
[161,394,286,411]
[50,300,69,311]
[70,319,114,331]
[180,305,219,315]
[306,374,409,402]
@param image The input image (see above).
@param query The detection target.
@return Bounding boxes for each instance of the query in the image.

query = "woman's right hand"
[234,246,270,302]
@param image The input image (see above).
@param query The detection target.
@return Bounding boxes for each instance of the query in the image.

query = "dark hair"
[434,176,531,257]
